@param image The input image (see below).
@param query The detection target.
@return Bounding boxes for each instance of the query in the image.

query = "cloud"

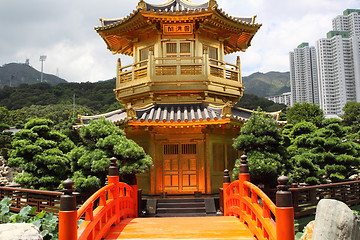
[1,0,359,81]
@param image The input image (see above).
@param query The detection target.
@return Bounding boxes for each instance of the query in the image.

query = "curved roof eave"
[95,1,261,32]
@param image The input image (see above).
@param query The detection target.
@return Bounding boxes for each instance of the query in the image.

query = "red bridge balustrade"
[222,155,295,240]
[59,157,138,240]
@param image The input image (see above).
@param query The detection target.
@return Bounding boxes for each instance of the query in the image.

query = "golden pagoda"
[81,0,265,195]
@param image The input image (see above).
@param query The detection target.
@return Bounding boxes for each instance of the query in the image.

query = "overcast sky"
[1,0,359,82]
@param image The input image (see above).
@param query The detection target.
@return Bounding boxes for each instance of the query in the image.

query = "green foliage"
[233,151,283,186]
[0,122,12,158]
[232,109,288,186]
[342,102,360,135]
[287,119,360,184]
[0,79,122,114]
[236,93,286,112]
[8,118,75,190]
[233,109,284,153]
[69,117,153,192]
[242,71,290,98]
[0,197,58,239]
[0,106,11,124]
[286,102,324,127]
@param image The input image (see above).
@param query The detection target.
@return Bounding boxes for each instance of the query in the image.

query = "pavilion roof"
[95,0,261,55]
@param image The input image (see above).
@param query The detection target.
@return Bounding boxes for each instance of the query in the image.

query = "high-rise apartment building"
[317,9,360,115]
[266,92,291,106]
[289,43,319,106]
[289,9,360,115]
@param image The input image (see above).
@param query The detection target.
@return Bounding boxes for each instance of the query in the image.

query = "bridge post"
[222,169,230,215]
[59,179,77,240]
[275,176,295,240]
[238,155,250,221]
[131,180,139,218]
[109,157,120,224]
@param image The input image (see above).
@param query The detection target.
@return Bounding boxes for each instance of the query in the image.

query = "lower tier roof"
[78,103,283,127]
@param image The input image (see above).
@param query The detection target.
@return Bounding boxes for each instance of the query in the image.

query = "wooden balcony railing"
[222,155,295,240]
[116,52,242,87]
[290,180,360,218]
[58,157,138,240]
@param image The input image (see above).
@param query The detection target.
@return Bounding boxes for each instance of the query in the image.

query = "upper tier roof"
[95,0,260,55]
[143,0,209,12]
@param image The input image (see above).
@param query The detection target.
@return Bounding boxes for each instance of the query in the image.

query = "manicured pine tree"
[68,117,153,193]
[8,119,75,190]
[232,109,288,187]
[286,118,360,184]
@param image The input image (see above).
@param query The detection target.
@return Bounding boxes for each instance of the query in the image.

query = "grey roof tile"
[79,103,282,126]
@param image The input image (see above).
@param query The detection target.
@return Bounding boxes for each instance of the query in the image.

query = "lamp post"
[39,55,47,82]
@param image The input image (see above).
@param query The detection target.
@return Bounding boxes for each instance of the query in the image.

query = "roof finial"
[209,0,218,9]
[251,15,257,24]
[137,0,146,10]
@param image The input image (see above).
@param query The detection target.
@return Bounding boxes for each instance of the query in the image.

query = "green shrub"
[0,197,58,240]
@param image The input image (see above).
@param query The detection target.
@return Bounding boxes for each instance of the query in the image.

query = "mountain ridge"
[242,71,290,98]
[0,63,67,88]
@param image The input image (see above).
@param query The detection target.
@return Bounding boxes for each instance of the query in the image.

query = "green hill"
[0,79,120,113]
[0,63,67,88]
[242,71,290,97]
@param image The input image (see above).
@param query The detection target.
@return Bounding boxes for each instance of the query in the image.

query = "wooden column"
[116,58,121,89]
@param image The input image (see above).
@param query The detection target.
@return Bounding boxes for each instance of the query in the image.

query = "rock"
[349,174,359,180]
[0,223,42,240]
[0,155,15,184]
[312,199,360,240]
[300,220,314,240]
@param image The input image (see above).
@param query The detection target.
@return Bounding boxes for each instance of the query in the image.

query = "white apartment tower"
[317,9,360,115]
[289,43,319,106]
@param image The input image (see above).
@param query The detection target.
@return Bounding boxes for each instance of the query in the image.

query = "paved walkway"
[104,216,256,239]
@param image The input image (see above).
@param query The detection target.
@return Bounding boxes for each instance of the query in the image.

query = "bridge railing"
[222,155,294,240]
[58,157,138,240]
[290,180,360,218]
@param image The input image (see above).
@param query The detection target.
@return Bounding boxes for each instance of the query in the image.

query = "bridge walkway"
[104,216,256,240]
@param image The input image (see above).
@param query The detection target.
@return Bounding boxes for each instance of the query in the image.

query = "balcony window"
[204,45,218,65]
[163,40,194,58]
[139,46,152,67]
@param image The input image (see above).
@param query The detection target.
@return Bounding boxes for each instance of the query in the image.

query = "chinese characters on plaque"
[163,24,193,35]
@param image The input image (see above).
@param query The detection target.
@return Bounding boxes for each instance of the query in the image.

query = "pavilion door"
[163,143,198,193]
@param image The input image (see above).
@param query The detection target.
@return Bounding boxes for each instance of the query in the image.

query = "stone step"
[157,202,205,208]
[145,197,218,217]
[157,198,205,203]
[157,207,206,214]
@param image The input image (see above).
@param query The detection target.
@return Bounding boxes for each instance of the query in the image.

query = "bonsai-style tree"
[69,117,153,192]
[8,119,75,190]
[232,109,288,187]
[286,102,324,127]
[286,118,360,184]
[0,123,12,159]
[342,102,360,143]
[342,102,360,131]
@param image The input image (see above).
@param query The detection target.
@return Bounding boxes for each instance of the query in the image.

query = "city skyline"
[0,0,359,83]
[288,9,360,115]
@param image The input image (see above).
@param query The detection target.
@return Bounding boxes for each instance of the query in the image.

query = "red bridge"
[59,156,295,240]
